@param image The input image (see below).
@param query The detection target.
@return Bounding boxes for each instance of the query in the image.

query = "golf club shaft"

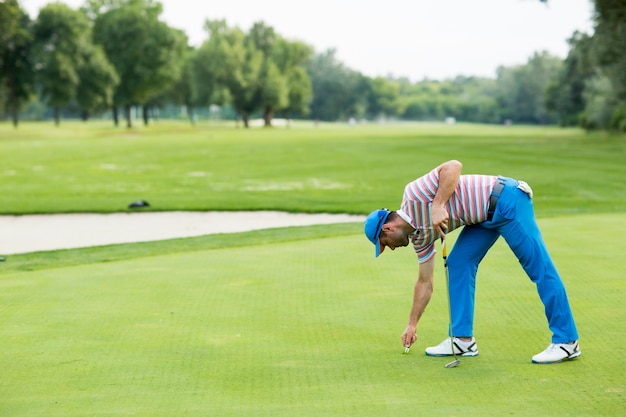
[442,238,459,363]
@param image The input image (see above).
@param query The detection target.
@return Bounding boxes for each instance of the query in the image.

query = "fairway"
[0,121,624,416]
[0,121,625,217]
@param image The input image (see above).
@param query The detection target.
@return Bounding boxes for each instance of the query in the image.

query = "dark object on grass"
[128,200,150,209]
[0,257,5,262]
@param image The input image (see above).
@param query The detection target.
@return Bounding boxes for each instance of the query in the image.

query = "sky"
[21,0,595,81]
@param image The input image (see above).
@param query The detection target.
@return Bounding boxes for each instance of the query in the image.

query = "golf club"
[442,237,461,368]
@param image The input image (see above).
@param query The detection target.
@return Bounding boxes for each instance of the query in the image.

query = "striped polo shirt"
[400,167,497,263]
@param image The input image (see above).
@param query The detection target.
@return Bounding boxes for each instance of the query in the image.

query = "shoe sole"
[532,351,582,364]
[425,351,479,357]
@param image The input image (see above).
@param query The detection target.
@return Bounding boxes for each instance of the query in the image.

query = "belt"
[487,179,505,221]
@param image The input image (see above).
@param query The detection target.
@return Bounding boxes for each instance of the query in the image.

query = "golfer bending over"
[364,160,580,364]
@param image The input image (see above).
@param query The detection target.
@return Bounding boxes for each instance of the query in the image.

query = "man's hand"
[430,204,449,239]
[402,324,417,348]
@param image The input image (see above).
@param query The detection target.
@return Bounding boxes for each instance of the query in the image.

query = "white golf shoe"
[425,337,479,357]
[532,341,581,364]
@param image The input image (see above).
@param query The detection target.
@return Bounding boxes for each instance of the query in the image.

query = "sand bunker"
[0,211,365,255]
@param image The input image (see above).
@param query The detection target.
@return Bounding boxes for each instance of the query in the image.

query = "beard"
[396,232,410,248]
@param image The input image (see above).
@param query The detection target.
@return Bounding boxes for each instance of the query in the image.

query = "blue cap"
[364,208,391,257]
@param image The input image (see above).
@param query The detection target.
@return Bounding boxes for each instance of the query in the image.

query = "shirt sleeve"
[415,241,436,264]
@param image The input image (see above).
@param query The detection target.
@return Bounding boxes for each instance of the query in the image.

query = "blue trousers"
[447,177,579,343]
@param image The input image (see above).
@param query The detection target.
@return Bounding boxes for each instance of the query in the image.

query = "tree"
[545,32,595,127]
[198,20,261,127]
[199,20,287,128]
[93,0,186,127]
[75,43,119,120]
[32,2,91,125]
[81,0,127,20]
[282,66,312,121]
[272,38,313,122]
[446,76,500,123]
[192,20,312,127]
[192,20,236,114]
[582,73,619,129]
[591,0,626,130]
[0,0,33,126]
[495,51,562,124]
[306,49,369,121]
[225,39,263,128]
[246,22,288,127]
[165,46,198,123]
[542,0,626,130]
[366,77,400,119]
[257,58,288,126]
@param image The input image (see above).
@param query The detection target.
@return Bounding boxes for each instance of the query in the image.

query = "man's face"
[379,223,410,254]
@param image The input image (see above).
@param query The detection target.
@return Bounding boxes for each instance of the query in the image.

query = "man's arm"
[431,160,462,238]
[401,257,435,348]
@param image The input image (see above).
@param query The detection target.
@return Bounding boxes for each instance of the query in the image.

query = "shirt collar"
[396,209,415,228]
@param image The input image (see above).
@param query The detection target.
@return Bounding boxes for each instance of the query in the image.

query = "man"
[363,160,580,364]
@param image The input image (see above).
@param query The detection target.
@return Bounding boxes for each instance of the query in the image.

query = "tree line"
[1,0,624,130]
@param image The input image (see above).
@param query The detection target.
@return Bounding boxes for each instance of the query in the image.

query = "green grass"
[0,121,625,416]
[0,222,361,273]
[0,120,624,216]
[0,214,624,416]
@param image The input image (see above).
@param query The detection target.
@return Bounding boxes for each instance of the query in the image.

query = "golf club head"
[445,359,461,368]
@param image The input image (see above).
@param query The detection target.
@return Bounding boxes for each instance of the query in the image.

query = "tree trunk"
[10,93,19,128]
[142,105,149,126]
[263,106,273,127]
[125,105,132,128]
[7,63,19,127]
[11,105,19,127]
[188,105,195,125]
[81,110,89,121]
[54,108,60,126]
[112,106,119,126]
[242,113,250,128]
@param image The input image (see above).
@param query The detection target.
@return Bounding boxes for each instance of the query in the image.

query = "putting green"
[0,213,623,416]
